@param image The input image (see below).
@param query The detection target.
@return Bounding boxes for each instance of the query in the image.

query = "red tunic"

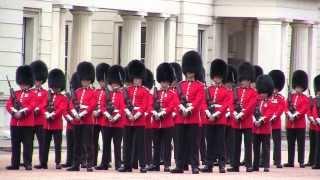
[94,88,105,126]
[174,80,205,125]
[43,93,68,130]
[70,87,97,125]
[150,89,178,129]
[231,87,258,129]
[145,92,153,129]
[285,92,309,129]
[225,88,234,127]
[100,88,126,128]
[123,85,149,127]
[312,97,320,132]
[203,84,231,126]
[31,87,48,126]
[6,89,36,127]
[253,98,274,134]
[270,93,285,130]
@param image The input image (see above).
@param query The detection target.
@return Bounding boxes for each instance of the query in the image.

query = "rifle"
[70,83,80,114]
[176,82,190,115]
[46,89,55,121]
[254,100,262,122]
[104,76,115,116]
[123,86,134,112]
[205,83,215,114]
[153,81,162,113]
[232,85,242,114]
[6,75,23,112]
[287,85,296,114]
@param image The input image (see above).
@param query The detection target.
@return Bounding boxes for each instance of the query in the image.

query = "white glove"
[293,111,300,118]
[205,110,212,118]
[172,112,176,118]
[124,108,134,120]
[235,112,244,120]
[159,110,166,117]
[112,113,121,122]
[45,112,51,119]
[186,105,194,112]
[19,108,28,114]
[133,111,142,120]
[178,104,187,113]
[286,111,294,121]
[10,107,18,113]
[226,111,231,118]
[80,104,88,109]
[104,111,112,119]
[152,111,160,120]
[233,111,238,119]
[212,111,221,118]
[309,116,316,125]
[316,118,320,125]
[78,110,88,118]
[270,114,276,122]
[65,114,73,122]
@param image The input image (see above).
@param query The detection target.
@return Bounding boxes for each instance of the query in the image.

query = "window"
[64,24,69,76]
[198,29,204,55]
[141,26,146,63]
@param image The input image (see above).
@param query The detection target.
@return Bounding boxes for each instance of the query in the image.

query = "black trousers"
[10,126,34,167]
[198,127,206,164]
[308,129,316,165]
[73,125,94,168]
[101,127,122,169]
[232,128,252,168]
[93,125,101,166]
[286,128,305,165]
[65,128,74,165]
[204,125,226,167]
[225,126,234,163]
[313,131,320,166]
[43,129,62,165]
[144,128,153,166]
[175,124,199,169]
[122,126,145,168]
[152,128,173,167]
[272,129,282,165]
[253,134,270,169]
[33,125,44,165]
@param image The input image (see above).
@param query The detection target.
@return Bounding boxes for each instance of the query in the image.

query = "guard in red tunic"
[93,63,110,169]
[6,65,36,170]
[228,62,257,172]
[143,69,154,170]
[252,75,275,172]
[148,63,178,172]
[41,69,68,169]
[30,60,48,169]
[201,59,230,173]
[268,70,286,168]
[67,61,97,172]
[307,88,317,167]
[100,65,126,170]
[170,51,205,174]
[311,74,320,169]
[284,70,309,168]
[61,72,81,168]
[223,65,237,165]
[118,60,149,173]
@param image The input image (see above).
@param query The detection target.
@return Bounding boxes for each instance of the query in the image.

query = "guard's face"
[19,84,30,90]
[133,78,142,86]
[260,93,268,99]
[224,82,232,88]
[81,80,91,87]
[111,83,120,89]
[213,76,222,84]
[186,72,195,79]
[241,80,251,87]
[295,86,303,93]
[160,82,170,89]
[99,81,105,88]
[35,80,42,87]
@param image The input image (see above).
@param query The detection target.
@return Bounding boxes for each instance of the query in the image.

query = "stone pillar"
[145,16,166,74]
[221,20,229,62]
[120,15,143,66]
[211,18,223,60]
[308,24,319,93]
[164,17,177,62]
[51,6,66,70]
[244,20,254,62]
[255,19,282,73]
[291,22,310,72]
[69,8,92,74]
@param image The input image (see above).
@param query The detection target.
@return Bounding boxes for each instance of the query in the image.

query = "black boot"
[61,163,72,168]
[219,165,226,173]
[192,167,199,174]
[170,167,184,173]
[283,163,294,167]
[118,165,132,172]
[227,167,239,172]
[147,164,160,171]
[164,166,170,172]
[200,165,213,173]
[140,167,147,173]
[6,165,19,170]
[95,165,108,170]
[25,165,32,171]
[67,166,80,171]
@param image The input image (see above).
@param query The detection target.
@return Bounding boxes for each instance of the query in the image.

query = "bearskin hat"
[269,70,285,92]
[170,62,182,82]
[127,60,146,79]
[156,63,175,83]
[96,63,110,82]
[314,75,320,93]
[254,65,263,81]
[48,69,66,91]
[182,50,203,75]
[224,65,237,84]
[210,59,227,79]
[256,75,274,97]
[196,67,206,83]
[143,68,154,90]
[16,65,34,87]
[70,72,81,91]
[238,62,255,82]
[107,65,125,85]
[30,60,48,84]
[76,61,95,83]
[292,70,308,91]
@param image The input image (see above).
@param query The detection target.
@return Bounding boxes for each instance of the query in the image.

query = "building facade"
[1,0,320,136]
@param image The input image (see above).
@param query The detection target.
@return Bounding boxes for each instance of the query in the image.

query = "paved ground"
[0,148,320,180]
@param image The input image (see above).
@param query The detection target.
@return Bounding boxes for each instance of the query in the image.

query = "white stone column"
[280,21,291,97]
[145,16,166,74]
[291,22,310,72]
[308,24,319,93]
[120,15,143,66]
[221,20,229,62]
[164,17,176,62]
[51,6,66,70]
[255,19,282,73]
[244,20,254,62]
[69,9,92,73]
[211,18,223,60]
